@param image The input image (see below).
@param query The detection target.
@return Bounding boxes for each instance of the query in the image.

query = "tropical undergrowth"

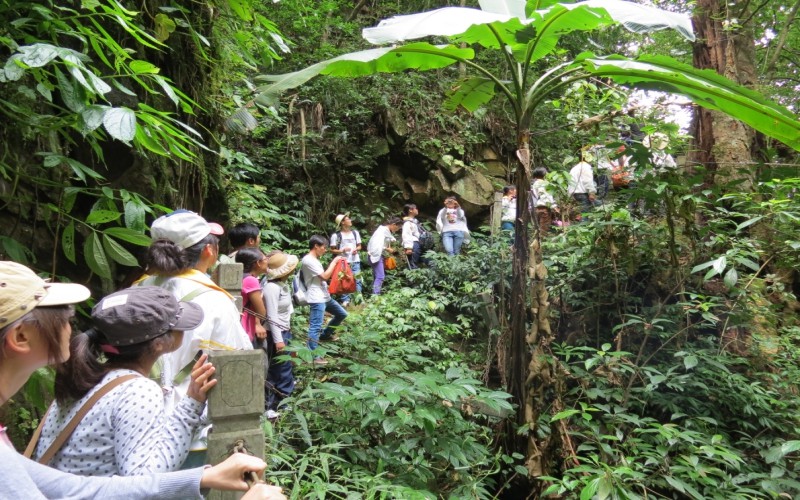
[262,241,521,499]
[536,173,800,499]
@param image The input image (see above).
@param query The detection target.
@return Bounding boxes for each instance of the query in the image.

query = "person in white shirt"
[435,196,469,256]
[568,151,598,213]
[500,186,517,234]
[329,213,362,307]
[134,210,252,466]
[367,217,402,295]
[401,204,423,269]
[301,235,346,365]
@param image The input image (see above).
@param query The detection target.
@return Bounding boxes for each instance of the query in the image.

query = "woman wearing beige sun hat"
[260,252,299,418]
[0,261,285,500]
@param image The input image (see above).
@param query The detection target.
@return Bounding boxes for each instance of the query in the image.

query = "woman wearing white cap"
[136,210,252,465]
[32,286,215,477]
[0,261,284,499]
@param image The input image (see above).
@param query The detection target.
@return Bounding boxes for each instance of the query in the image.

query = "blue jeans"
[442,231,465,256]
[370,258,385,295]
[308,299,347,351]
[340,260,362,303]
[266,331,295,411]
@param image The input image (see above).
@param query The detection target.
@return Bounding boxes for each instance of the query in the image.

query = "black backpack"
[417,221,435,251]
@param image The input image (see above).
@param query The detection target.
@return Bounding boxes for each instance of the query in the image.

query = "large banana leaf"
[579,54,800,150]
[254,44,474,104]
[363,0,694,48]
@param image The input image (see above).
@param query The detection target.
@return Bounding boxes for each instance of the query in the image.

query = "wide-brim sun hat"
[151,209,224,250]
[92,286,204,346]
[334,212,350,229]
[0,261,91,328]
[266,253,299,280]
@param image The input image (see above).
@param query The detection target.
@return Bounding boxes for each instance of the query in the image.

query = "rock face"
[377,107,508,224]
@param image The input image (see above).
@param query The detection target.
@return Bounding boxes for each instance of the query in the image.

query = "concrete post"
[207,262,265,500]
[206,349,265,500]
[491,191,503,236]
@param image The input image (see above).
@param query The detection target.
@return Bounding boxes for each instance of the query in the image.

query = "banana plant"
[253,0,800,476]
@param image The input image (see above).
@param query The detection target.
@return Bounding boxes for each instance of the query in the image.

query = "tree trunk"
[508,128,554,487]
[688,0,759,191]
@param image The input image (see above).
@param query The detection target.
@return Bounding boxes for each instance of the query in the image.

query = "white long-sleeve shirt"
[35,369,205,476]
[568,161,596,195]
[401,218,420,249]
[367,225,395,264]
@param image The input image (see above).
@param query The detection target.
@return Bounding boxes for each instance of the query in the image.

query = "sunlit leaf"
[103,107,137,142]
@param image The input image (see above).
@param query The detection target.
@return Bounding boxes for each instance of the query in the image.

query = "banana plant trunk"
[508,128,554,479]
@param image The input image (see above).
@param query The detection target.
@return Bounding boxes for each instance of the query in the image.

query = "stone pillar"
[206,349,265,500]
[215,262,244,311]
[491,191,503,235]
[207,262,264,499]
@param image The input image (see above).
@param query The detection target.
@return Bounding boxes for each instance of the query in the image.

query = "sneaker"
[265,409,280,420]
[342,301,350,308]
[313,357,329,365]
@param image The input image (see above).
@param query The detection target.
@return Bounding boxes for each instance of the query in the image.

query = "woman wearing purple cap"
[31,286,216,477]
[0,261,284,499]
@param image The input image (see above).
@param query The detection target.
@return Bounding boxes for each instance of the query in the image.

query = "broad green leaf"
[104,227,152,246]
[153,75,179,106]
[712,256,727,275]
[228,0,253,21]
[55,67,84,113]
[84,232,112,279]
[736,215,763,231]
[103,107,136,142]
[723,267,738,288]
[4,55,25,81]
[17,43,60,68]
[683,355,698,370]
[62,221,76,264]
[579,55,800,151]
[86,209,122,224]
[154,13,177,42]
[444,77,496,112]
[765,441,800,464]
[124,200,146,232]
[66,158,105,182]
[580,477,601,500]
[362,8,511,45]
[479,0,526,17]
[0,236,33,263]
[551,409,580,421]
[255,44,473,102]
[129,60,160,74]
[102,235,139,266]
[80,105,108,135]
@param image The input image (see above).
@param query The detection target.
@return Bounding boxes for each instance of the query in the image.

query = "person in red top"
[235,248,269,346]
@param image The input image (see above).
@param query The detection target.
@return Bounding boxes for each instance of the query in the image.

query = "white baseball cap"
[150,210,224,249]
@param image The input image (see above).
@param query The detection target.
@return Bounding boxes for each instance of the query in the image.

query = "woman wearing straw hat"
[261,253,299,418]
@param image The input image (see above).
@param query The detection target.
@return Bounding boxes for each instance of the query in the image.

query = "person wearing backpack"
[329,213,362,307]
[401,204,426,269]
[302,235,347,366]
